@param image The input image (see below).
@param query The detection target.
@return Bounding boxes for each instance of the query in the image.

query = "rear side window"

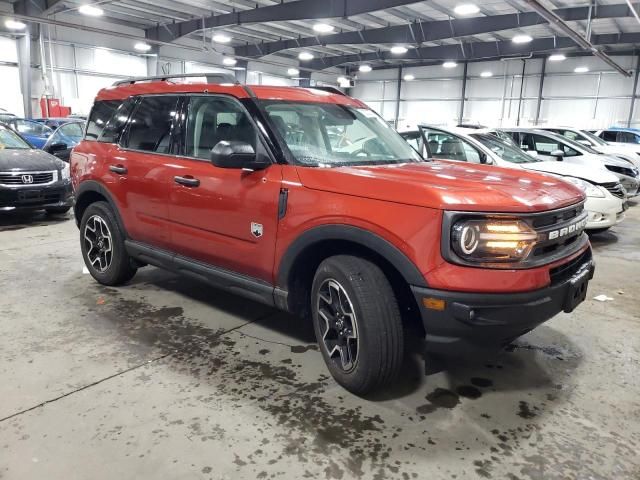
[124,96,180,154]
[601,130,617,142]
[99,98,136,143]
[86,100,122,140]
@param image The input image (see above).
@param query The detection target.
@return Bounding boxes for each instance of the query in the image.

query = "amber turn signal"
[422,297,446,311]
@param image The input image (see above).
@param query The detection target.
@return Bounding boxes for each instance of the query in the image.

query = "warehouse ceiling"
[4,0,640,71]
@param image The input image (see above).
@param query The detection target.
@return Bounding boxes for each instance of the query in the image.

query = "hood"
[295,161,585,213]
[593,145,640,169]
[598,154,637,169]
[523,161,619,184]
[0,148,62,172]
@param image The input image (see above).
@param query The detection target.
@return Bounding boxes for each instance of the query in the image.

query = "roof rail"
[308,86,347,96]
[112,72,239,87]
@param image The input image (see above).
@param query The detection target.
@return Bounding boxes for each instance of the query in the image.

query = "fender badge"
[251,222,263,238]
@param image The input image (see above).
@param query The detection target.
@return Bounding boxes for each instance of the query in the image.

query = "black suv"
[0,123,73,214]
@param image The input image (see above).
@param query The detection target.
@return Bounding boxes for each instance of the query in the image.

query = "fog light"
[423,298,446,311]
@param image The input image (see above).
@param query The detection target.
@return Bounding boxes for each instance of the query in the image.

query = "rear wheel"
[80,201,137,286]
[45,206,70,215]
[311,255,404,395]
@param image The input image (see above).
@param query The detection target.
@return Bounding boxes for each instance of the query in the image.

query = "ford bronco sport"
[71,73,595,395]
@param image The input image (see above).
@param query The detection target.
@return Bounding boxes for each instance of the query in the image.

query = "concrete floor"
[0,204,639,480]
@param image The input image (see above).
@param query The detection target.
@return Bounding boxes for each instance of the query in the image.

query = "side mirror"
[479,152,490,164]
[550,149,565,161]
[210,141,269,171]
[47,142,68,154]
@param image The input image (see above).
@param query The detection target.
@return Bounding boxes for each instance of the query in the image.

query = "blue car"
[2,118,53,148]
[595,126,640,144]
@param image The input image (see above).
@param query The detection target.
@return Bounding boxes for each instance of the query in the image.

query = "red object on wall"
[39,98,70,117]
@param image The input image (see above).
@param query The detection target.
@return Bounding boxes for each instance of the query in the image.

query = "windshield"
[0,126,31,149]
[260,101,422,167]
[556,133,601,154]
[14,119,53,137]
[580,129,608,146]
[471,133,540,163]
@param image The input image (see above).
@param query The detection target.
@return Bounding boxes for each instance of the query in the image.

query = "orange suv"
[71,74,594,394]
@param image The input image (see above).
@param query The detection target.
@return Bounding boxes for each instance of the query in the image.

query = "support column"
[16,30,32,118]
[534,58,546,125]
[627,55,640,128]
[394,65,403,129]
[299,70,311,87]
[516,59,526,126]
[146,45,160,76]
[458,62,468,125]
[234,59,248,84]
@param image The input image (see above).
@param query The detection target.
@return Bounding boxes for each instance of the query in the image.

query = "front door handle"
[174,175,200,187]
[109,164,128,174]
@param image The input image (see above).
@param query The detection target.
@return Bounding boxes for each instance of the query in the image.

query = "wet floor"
[0,206,639,479]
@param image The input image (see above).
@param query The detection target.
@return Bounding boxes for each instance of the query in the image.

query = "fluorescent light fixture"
[359,64,372,73]
[512,34,533,44]
[287,68,300,76]
[390,45,408,54]
[549,54,566,61]
[4,19,26,30]
[223,57,237,66]
[403,74,415,81]
[212,33,231,43]
[443,61,458,68]
[78,4,104,16]
[574,66,589,73]
[454,4,480,15]
[313,23,334,33]
[298,51,314,61]
[480,71,493,77]
[134,42,152,52]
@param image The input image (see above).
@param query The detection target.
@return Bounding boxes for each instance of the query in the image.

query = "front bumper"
[0,180,73,211]
[412,249,594,356]
[584,195,626,229]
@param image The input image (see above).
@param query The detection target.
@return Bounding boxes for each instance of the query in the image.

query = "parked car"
[42,120,85,162]
[499,128,640,198]
[401,125,626,233]
[538,126,640,170]
[594,127,640,145]
[0,123,73,214]
[71,77,595,394]
[2,118,53,149]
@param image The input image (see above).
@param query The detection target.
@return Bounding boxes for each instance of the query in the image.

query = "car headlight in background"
[451,219,538,263]
[61,163,70,180]
[562,176,605,198]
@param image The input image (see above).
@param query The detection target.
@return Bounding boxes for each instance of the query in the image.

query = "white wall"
[0,36,23,116]
[351,55,640,130]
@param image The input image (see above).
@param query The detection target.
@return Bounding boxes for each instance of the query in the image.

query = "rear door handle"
[109,165,128,174]
[174,175,200,187]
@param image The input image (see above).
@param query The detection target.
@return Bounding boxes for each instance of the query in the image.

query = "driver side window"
[422,128,482,163]
[184,96,257,160]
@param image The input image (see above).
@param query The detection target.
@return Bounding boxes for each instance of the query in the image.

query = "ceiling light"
[443,61,458,68]
[403,74,415,81]
[212,33,231,43]
[454,4,480,15]
[134,42,152,52]
[512,34,533,44]
[359,65,372,73]
[390,45,408,54]
[313,23,334,33]
[4,19,26,30]
[574,66,589,73]
[549,54,566,61]
[298,51,314,61]
[78,4,104,16]
[287,68,300,76]
[480,71,493,77]
[223,57,237,66]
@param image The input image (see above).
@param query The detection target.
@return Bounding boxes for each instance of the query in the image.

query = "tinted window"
[99,98,136,143]
[125,96,179,153]
[185,96,256,159]
[422,128,482,163]
[601,130,618,142]
[51,122,84,147]
[0,126,31,149]
[519,133,580,157]
[86,100,121,140]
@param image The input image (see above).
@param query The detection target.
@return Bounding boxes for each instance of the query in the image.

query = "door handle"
[109,164,128,174]
[174,175,200,187]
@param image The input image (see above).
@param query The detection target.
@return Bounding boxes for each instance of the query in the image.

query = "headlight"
[562,176,605,198]
[451,219,538,263]
[61,163,70,180]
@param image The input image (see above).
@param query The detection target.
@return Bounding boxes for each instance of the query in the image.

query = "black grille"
[601,182,626,198]
[606,165,638,178]
[549,249,592,286]
[0,172,55,185]
[531,203,583,229]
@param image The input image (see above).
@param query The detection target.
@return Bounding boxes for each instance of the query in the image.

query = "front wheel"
[80,201,137,286]
[311,255,404,395]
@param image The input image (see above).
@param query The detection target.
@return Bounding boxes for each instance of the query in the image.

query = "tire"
[45,206,71,215]
[80,201,137,286]
[587,227,610,235]
[311,255,404,395]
